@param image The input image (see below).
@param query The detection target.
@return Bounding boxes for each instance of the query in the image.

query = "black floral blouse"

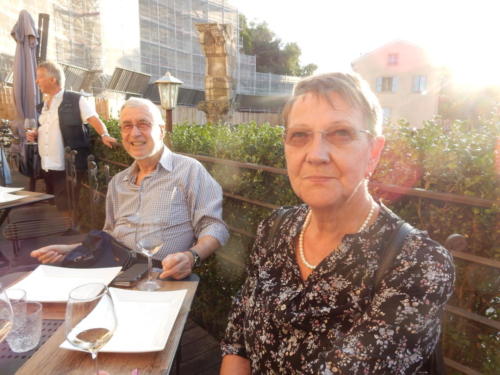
[221,205,455,374]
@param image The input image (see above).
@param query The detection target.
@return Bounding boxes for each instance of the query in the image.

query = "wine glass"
[0,283,13,343]
[24,118,37,145]
[135,215,163,291]
[65,283,117,375]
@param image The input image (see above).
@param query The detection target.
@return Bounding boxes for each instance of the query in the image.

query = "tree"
[239,15,317,77]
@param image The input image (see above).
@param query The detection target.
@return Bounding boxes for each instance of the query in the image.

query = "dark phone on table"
[111,263,148,287]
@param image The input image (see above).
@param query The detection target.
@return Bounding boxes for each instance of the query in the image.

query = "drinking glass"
[135,215,163,291]
[65,283,116,375]
[6,301,42,352]
[6,289,27,321]
[24,118,37,145]
[0,283,13,343]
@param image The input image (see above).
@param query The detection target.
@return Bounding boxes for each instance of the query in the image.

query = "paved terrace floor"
[0,168,221,375]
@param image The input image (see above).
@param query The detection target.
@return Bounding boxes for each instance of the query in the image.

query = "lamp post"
[155,72,183,136]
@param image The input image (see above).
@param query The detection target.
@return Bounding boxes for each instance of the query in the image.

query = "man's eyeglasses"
[120,120,152,133]
[284,127,372,148]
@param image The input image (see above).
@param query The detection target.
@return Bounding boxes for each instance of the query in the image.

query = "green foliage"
[89,118,133,168]
[374,119,498,256]
[239,14,317,77]
[172,122,299,211]
[86,118,499,373]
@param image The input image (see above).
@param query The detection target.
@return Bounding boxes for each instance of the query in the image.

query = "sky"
[228,0,500,86]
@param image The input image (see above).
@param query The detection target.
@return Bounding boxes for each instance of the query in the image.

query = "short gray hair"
[120,98,164,127]
[37,61,65,88]
[282,72,383,135]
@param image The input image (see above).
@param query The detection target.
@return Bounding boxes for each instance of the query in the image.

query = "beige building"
[352,40,443,127]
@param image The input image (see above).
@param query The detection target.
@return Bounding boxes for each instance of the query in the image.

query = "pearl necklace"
[298,210,315,269]
[357,202,377,233]
[298,202,377,270]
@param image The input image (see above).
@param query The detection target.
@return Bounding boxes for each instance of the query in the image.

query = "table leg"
[175,343,182,375]
[29,177,36,192]
[0,207,10,227]
[0,252,9,268]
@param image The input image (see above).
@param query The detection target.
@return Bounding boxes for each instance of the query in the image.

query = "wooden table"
[0,190,54,227]
[14,274,199,375]
[0,190,55,266]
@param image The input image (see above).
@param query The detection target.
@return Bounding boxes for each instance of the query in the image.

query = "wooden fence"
[90,152,498,375]
[0,85,16,120]
[93,97,281,126]
[172,106,281,125]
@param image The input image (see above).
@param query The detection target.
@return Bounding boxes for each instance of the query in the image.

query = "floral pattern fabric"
[221,205,455,374]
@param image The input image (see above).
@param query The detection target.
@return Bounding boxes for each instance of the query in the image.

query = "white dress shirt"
[38,89,97,171]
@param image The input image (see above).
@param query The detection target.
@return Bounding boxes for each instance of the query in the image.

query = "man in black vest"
[27,61,117,213]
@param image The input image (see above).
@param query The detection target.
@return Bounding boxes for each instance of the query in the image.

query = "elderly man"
[27,61,117,212]
[32,97,229,280]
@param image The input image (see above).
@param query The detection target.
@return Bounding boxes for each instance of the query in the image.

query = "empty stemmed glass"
[135,215,163,291]
[24,118,37,144]
[65,283,117,375]
[0,283,13,343]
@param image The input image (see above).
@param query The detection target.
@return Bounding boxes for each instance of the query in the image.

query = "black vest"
[37,91,90,170]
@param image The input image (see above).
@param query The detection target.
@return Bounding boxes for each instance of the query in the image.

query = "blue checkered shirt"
[103,146,229,260]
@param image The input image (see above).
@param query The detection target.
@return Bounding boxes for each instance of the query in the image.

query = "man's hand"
[159,252,193,280]
[26,129,38,142]
[102,134,118,148]
[86,116,118,149]
[31,243,79,264]
[159,236,221,280]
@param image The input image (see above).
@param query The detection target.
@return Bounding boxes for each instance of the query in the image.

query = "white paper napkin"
[0,186,23,194]
[8,265,122,302]
[0,193,24,204]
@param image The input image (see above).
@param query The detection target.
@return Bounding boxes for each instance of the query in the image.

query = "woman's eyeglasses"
[284,127,372,148]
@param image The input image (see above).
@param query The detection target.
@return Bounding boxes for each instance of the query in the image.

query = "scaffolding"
[53,0,102,70]
[1,0,298,99]
[138,0,296,96]
[138,0,235,91]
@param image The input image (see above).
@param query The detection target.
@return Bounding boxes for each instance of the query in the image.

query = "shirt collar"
[122,146,173,183]
[158,145,173,172]
[54,89,64,99]
[43,89,64,110]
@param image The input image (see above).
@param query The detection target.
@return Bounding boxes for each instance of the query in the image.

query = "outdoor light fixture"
[155,72,183,134]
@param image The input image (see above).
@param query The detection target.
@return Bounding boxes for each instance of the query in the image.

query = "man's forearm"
[190,235,221,261]
[87,116,108,136]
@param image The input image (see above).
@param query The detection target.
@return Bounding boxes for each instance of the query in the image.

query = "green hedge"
[88,118,499,374]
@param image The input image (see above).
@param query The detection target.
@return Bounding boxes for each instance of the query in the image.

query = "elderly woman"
[220,72,455,374]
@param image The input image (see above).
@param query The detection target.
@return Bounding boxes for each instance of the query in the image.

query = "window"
[376,77,399,92]
[382,107,392,122]
[412,75,427,93]
[387,53,399,65]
